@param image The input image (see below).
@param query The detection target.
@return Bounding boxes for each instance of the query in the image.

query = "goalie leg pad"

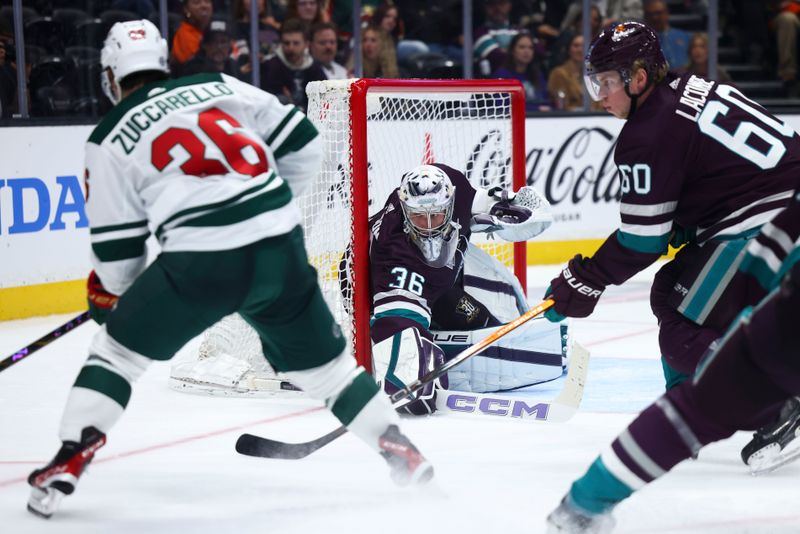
[433,317,567,393]
[372,328,447,415]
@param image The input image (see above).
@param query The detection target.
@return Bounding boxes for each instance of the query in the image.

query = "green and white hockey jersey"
[85,72,321,295]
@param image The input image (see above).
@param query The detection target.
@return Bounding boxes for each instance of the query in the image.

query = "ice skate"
[741,397,800,476]
[27,427,106,518]
[378,425,434,486]
[546,496,615,534]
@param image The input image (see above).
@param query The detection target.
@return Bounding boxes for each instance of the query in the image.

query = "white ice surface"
[1,263,799,534]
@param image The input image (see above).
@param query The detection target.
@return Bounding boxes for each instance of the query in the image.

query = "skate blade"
[27,486,65,519]
[749,439,800,476]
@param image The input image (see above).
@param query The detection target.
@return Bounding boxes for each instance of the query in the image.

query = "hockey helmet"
[398,165,459,267]
[101,19,169,104]
[584,21,666,101]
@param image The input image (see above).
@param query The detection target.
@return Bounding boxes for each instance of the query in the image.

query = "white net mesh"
[169,79,524,396]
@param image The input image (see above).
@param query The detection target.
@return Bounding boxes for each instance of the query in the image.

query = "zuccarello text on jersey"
[111,83,234,155]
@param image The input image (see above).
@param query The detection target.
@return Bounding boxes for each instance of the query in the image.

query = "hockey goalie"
[341,163,567,414]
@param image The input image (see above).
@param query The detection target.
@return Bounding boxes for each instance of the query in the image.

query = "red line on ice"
[0,405,324,489]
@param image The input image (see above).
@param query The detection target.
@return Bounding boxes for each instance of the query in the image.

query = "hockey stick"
[435,341,589,422]
[0,311,91,373]
[235,298,556,460]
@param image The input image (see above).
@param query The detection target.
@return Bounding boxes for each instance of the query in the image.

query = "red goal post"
[311,78,528,372]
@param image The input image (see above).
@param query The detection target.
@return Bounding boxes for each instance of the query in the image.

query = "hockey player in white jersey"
[27,20,432,519]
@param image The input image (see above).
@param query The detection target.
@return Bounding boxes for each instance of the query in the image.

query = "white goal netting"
[169,79,526,396]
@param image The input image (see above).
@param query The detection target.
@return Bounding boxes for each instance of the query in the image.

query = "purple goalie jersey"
[588,72,800,286]
[366,163,477,343]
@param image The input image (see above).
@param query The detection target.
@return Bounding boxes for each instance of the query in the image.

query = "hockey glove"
[87,271,119,325]
[544,255,606,322]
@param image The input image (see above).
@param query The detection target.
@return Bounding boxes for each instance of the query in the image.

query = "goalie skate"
[741,397,800,476]
[27,427,106,519]
[378,425,434,486]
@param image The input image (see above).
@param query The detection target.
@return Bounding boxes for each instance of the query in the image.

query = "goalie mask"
[101,19,169,104]
[399,165,459,268]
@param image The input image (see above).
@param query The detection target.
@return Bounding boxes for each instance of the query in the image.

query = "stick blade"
[235,427,348,460]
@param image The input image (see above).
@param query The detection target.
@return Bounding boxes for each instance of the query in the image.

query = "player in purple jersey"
[542,21,800,473]
[546,189,800,533]
[342,163,561,414]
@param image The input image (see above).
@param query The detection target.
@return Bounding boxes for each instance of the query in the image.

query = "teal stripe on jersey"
[266,107,299,145]
[73,363,133,408]
[331,371,380,426]
[681,239,748,322]
[91,220,149,235]
[155,172,276,236]
[273,117,319,159]
[616,230,669,254]
[570,457,634,515]
[92,233,150,262]
[371,309,431,329]
[89,73,224,145]
[167,180,292,234]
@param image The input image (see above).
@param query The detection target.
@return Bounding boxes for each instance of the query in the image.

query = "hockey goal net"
[169,78,527,396]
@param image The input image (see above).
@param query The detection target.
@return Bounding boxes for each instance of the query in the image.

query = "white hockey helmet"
[101,19,169,104]
[398,164,459,267]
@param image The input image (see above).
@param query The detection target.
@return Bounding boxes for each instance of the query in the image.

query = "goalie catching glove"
[470,186,553,242]
[372,327,448,415]
[87,271,119,325]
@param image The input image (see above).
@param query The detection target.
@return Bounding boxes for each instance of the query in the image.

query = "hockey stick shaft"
[235,299,556,460]
[0,311,91,373]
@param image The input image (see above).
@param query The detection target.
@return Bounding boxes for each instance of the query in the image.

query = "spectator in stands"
[231,0,282,77]
[603,0,644,25]
[643,0,690,69]
[171,0,214,66]
[549,3,602,69]
[354,24,399,78]
[474,0,520,76]
[403,0,463,63]
[675,32,732,83]
[173,20,240,78]
[773,2,800,95]
[261,18,326,110]
[288,0,330,31]
[0,38,17,118]
[536,0,573,45]
[310,21,347,79]
[370,2,428,63]
[492,32,551,111]
[548,33,595,111]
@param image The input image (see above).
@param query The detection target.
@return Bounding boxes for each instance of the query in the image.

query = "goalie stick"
[434,341,589,422]
[0,311,91,373]
[236,299,560,460]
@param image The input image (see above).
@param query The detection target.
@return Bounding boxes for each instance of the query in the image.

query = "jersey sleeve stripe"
[272,117,319,160]
[90,220,149,235]
[620,220,672,237]
[696,190,794,242]
[374,289,429,309]
[92,233,149,262]
[372,303,431,328]
[758,221,795,255]
[265,107,299,145]
[616,230,669,254]
[619,201,678,217]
